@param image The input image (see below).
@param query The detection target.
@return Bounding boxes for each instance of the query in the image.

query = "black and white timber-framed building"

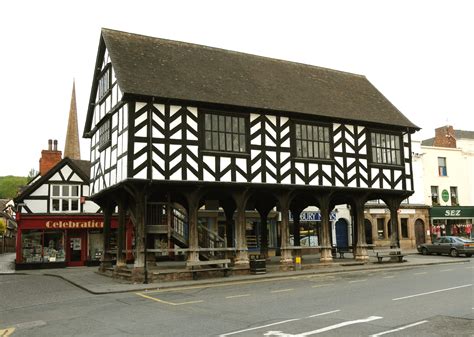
[83,28,419,278]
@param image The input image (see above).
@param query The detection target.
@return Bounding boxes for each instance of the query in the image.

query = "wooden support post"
[100,204,113,271]
[318,196,333,263]
[116,199,127,267]
[386,197,404,249]
[133,196,146,268]
[353,197,369,261]
[233,190,249,266]
[278,192,293,265]
[186,190,200,263]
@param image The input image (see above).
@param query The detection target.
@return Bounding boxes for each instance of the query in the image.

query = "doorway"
[415,219,426,245]
[68,233,85,266]
[335,219,349,247]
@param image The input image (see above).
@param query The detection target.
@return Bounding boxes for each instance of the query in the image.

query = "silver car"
[417,236,474,257]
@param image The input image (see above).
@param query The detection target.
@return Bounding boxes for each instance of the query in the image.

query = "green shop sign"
[430,206,474,218]
[441,189,449,202]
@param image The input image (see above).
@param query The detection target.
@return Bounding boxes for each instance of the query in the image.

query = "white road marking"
[307,310,340,318]
[383,276,395,279]
[392,284,472,301]
[271,288,294,293]
[218,318,301,337]
[413,272,427,275]
[225,294,250,299]
[369,320,428,336]
[439,269,453,272]
[311,284,332,288]
[263,316,383,336]
[349,279,367,283]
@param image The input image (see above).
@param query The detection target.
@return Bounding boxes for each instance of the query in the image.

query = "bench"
[373,248,405,263]
[186,259,231,280]
[336,246,353,258]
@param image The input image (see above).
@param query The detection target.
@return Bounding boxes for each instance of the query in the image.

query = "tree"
[0,218,6,236]
[27,168,39,182]
[0,176,28,199]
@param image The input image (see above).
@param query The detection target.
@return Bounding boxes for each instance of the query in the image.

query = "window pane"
[226,116,232,132]
[226,133,232,151]
[219,115,225,132]
[307,125,313,140]
[372,148,377,163]
[296,140,302,156]
[376,133,381,146]
[314,142,319,158]
[212,115,218,131]
[301,125,307,139]
[308,140,313,157]
[52,199,60,211]
[319,143,325,158]
[395,150,400,165]
[205,131,212,149]
[71,199,79,211]
[232,117,239,133]
[232,134,239,152]
[238,117,245,134]
[295,124,301,139]
[319,127,324,141]
[52,186,60,196]
[313,126,318,141]
[325,143,330,158]
[239,135,246,152]
[212,132,219,150]
[62,199,69,211]
[381,134,386,147]
[71,186,79,197]
[302,141,307,157]
[204,114,211,130]
[324,127,329,141]
[219,132,225,151]
[62,186,69,197]
[371,133,376,146]
[382,148,387,163]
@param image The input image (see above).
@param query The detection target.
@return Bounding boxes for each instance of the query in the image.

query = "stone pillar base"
[354,245,369,261]
[187,251,199,263]
[99,253,114,272]
[319,247,333,263]
[279,248,293,264]
[235,250,249,266]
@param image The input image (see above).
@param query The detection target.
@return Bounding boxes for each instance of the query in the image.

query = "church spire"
[64,80,81,160]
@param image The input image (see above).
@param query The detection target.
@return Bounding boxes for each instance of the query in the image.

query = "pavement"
[0,250,470,295]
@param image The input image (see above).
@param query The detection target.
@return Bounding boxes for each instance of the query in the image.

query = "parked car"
[417,236,474,257]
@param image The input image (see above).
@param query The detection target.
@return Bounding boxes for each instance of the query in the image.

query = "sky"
[1,0,472,177]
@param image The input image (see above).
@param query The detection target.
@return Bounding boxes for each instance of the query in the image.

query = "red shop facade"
[15,213,133,269]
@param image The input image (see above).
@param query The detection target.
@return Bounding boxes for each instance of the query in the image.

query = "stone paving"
[1,250,469,295]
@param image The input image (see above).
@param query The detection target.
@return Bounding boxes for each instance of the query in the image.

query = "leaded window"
[98,64,111,101]
[98,118,111,150]
[370,132,401,165]
[51,185,80,212]
[203,113,247,153]
[294,123,331,159]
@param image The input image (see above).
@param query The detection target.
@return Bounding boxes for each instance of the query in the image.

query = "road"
[1,257,473,336]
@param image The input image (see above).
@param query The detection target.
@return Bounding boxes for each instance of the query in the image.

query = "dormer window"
[51,185,80,212]
[98,64,111,101]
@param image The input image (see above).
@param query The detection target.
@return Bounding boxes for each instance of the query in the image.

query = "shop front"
[15,214,132,269]
[429,206,474,241]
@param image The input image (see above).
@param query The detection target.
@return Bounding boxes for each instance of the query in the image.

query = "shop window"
[377,218,385,239]
[401,218,409,238]
[431,186,439,205]
[370,132,402,166]
[438,157,447,176]
[21,231,65,263]
[51,184,80,213]
[450,186,458,206]
[293,123,332,160]
[202,112,248,154]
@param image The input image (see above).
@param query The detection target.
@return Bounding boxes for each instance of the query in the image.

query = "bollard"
[295,256,302,270]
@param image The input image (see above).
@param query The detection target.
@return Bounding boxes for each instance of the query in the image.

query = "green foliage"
[0,176,28,199]
[0,218,5,235]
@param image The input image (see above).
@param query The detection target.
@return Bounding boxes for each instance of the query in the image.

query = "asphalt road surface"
[1,257,473,336]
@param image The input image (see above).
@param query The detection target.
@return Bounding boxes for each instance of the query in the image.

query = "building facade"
[421,126,474,240]
[83,29,419,278]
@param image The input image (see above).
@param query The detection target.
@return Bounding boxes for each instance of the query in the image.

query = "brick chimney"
[39,139,62,176]
[433,125,457,148]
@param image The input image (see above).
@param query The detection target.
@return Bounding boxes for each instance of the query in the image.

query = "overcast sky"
[1,0,472,177]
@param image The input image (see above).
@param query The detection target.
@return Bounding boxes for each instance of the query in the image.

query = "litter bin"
[249,255,266,274]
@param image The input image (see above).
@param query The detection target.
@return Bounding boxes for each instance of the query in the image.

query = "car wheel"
[450,249,459,257]
[421,247,429,255]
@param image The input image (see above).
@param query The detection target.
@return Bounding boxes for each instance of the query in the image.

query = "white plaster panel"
[83,201,100,213]
[170,168,182,181]
[187,169,198,181]
[295,162,305,177]
[69,173,82,183]
[252,172,262,183]
[50,172,62,181]
[186,130,197,141]
[187,106,197,116]
[170,105,181,115]
[136,124,147,138]
[25,199,48,213]
[61,165,72,179]
[266,173,276,184]
[136,102,147,111]
[250,113,259,122]
[322,164,332,177]
[30,185,48,197]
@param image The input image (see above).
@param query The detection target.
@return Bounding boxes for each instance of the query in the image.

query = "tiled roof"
[86,28,419,134]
